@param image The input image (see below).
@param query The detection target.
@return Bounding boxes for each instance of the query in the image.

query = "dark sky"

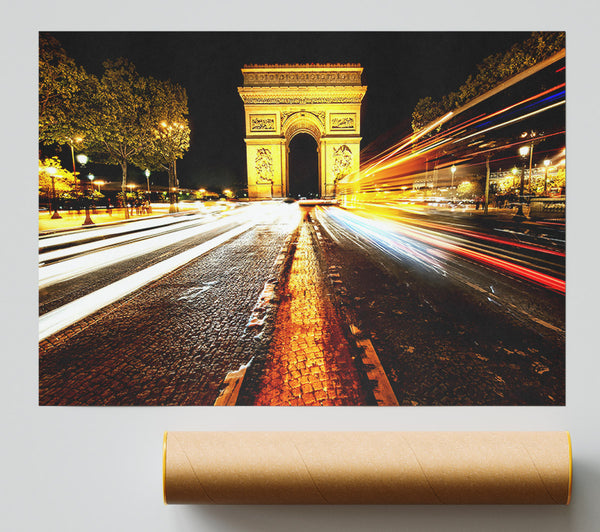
[49,31,530,191]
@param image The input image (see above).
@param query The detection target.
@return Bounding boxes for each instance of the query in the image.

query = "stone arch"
[283,112,323,143]
[239,64,367,199]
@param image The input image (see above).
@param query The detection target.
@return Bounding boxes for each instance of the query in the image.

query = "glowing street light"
[75,152,88,205]
[145,169,151,194]
[68,136,83,187]
[75,153,94,226]
[158,120,185,213]
[45,166,62,219]
[515,144,530,219]
[543,159,551,194]
[450,165,456,200]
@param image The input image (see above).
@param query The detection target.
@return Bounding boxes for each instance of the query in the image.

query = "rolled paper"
[163,431,572,505]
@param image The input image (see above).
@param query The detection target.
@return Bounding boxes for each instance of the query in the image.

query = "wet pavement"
[251,222,368,406]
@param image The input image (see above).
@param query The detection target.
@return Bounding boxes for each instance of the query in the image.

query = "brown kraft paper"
[163,431,572,505]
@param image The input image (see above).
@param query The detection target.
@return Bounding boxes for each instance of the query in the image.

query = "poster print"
[38,32,565,405]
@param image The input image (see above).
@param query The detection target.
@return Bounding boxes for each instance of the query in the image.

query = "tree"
[39,34,90,148]
[82,58,157,217]
[411,32,565,132]
[39,157,76,212]
[132,78,190,212]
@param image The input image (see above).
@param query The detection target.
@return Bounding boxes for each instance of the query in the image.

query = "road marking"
[213,359,253,406]
[349,323,400,406]
[39,223,254,341]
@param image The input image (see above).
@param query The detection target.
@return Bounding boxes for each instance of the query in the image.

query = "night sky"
[48,31,531,191]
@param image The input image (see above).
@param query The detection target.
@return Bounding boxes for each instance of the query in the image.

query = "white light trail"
[452,100,565,144]
[39,222,255,341]
[39,204,241,250]
[40,215,221,263]
[39,210,252,288]
[39,213,199,250]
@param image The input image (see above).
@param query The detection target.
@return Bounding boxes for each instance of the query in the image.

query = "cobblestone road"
[39,205,299,405]
[251,222,367,406]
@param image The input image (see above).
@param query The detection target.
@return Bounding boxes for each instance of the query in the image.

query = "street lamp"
[46,166,61,219]
[511,167,518,188]
[74,152,87,213]
[158,120,183,213]
[76,154,94,225]
[520,131,537,195]
[450,165,456,200]
[145,169,151,194]
[543,159,551,194]
[68,136,83,188]
[514,145,530,219]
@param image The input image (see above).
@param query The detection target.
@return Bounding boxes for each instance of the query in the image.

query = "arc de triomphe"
[238,64,367,199]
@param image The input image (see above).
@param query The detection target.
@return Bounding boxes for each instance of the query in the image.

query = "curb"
[213,225,300,406]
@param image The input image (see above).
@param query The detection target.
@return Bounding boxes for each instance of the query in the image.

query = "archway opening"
[288,134,319,199]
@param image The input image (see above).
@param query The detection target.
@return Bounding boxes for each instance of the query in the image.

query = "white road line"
[39,222,254,341]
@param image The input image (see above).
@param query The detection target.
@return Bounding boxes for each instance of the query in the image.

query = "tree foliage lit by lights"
[39,157,75,200]
[39,36,191,216]
[411,32,566,132]
[132,79,190,207]
[38,34,89,147]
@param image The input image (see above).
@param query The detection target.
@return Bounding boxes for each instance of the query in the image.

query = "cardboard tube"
[163,431,572,505]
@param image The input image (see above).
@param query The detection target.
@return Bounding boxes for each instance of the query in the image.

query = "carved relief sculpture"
[331,115,355,130]
[250,116,276,131]
[255,148,274,183]
[332,145,353,180]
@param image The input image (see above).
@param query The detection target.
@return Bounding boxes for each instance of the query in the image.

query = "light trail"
[39,214,192,250]
[38,222,256,341]
[321,207,565,294]
[39,203,239,250]
[361,98,564,178]
[39,205,259,288]
[451,100,565,145]
[359,203,565,257]
[39,215,222,263]
[341,60,565,200]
